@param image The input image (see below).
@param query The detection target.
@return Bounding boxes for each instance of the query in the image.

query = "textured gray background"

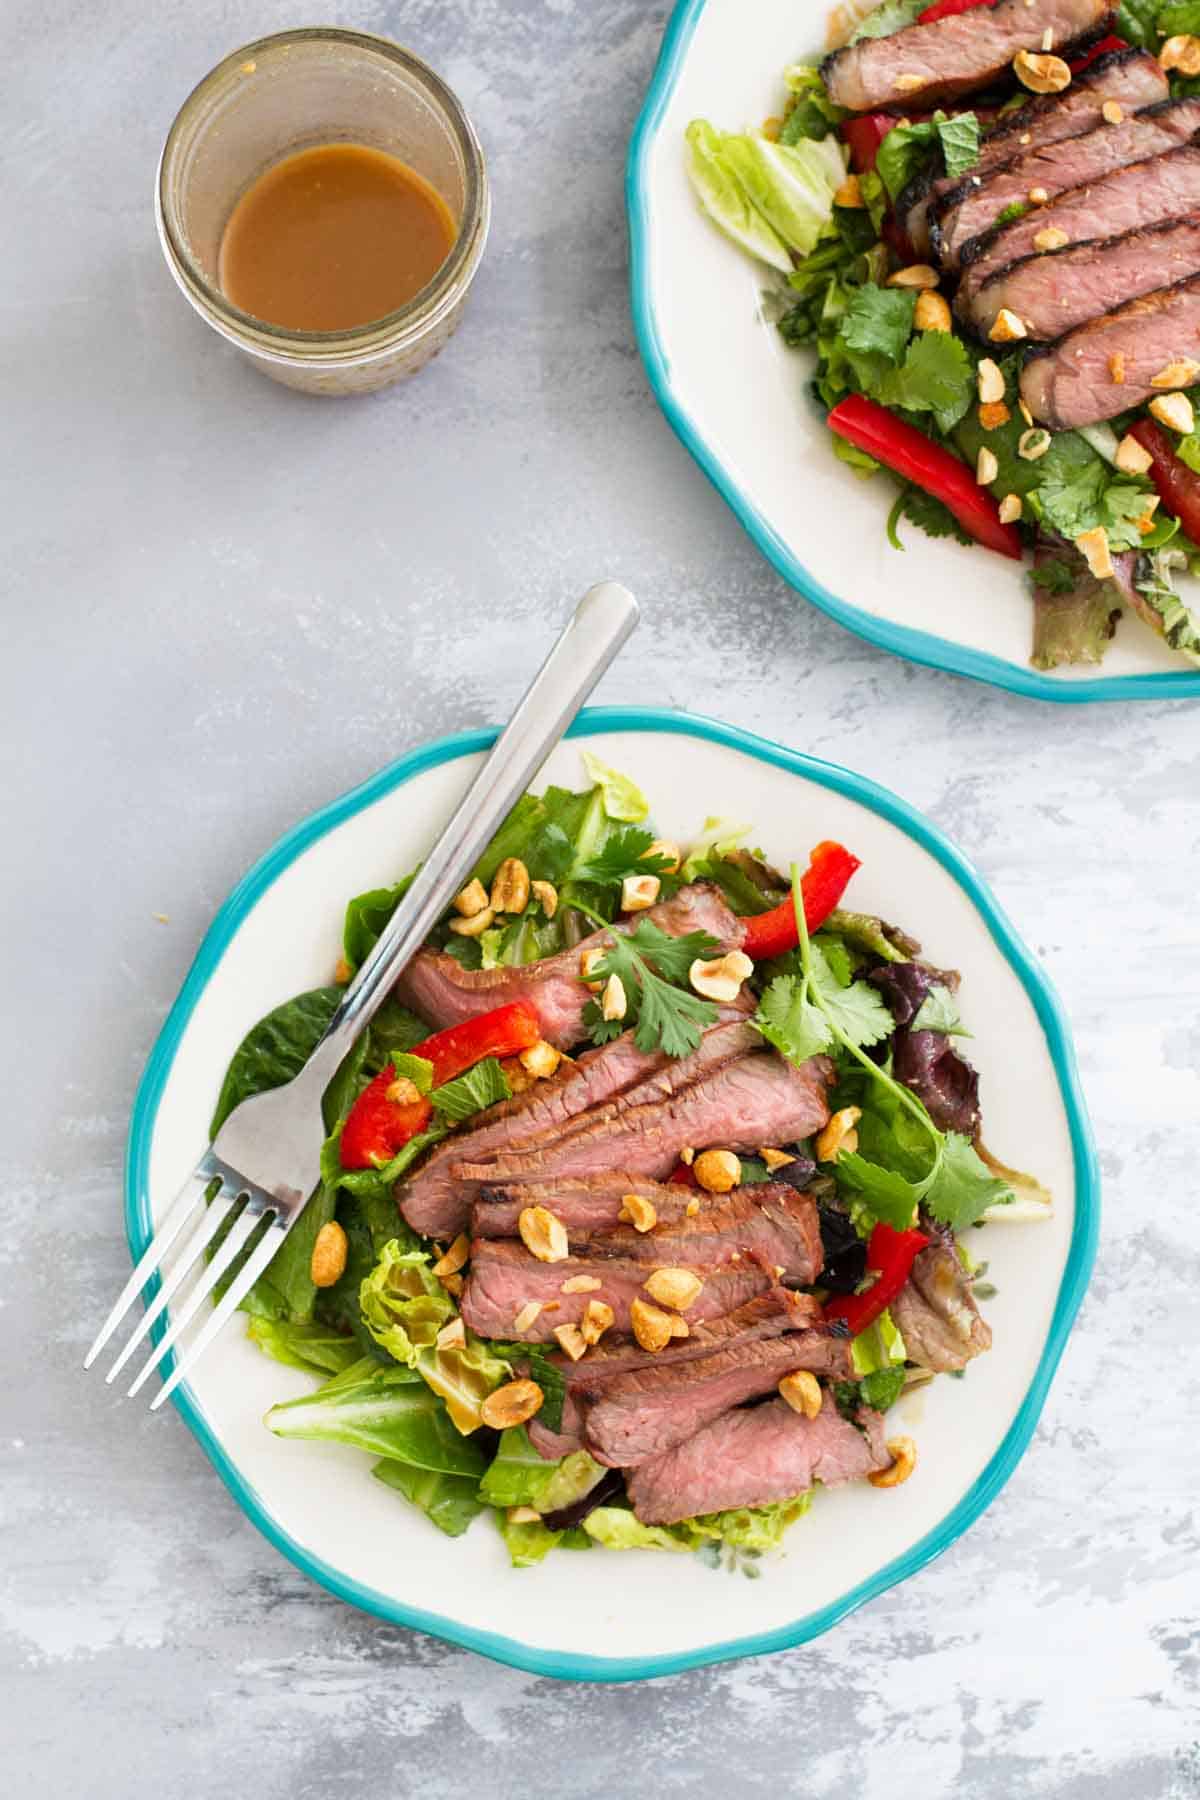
[4,1,1199,1795]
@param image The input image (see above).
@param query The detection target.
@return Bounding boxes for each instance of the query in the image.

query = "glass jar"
[156,28,489,396]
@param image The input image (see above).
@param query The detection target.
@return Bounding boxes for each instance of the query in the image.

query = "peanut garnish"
[480,1379,544,1430]
[643,1267,704,1312]
[619,1192,658,1233]
[310,1220,348,1289]
[518,1205,568,1263]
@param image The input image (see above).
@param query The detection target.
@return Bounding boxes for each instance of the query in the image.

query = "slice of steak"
[459,1239,774,1342]
[584,1331,856,1468]
[891,1240,993,1371]
[398,1010,755,1239]
[898,47,1168,257]
[933,98,1200,270]
[1020,270,1200,426]
[569,1184,823,1284]
[626,1397,890,1525]
[821,0,1112,114]
[452,1053,833,1189]
[561,1289,823,1389]
[957,143,1200,315]
[394,880,743,1050]
[966,216,1200,342]
[473,1174,700,1238]
[528,1387,589,1460]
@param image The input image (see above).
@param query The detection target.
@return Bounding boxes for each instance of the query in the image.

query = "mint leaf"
[936,112,980,181]
[923,1132,1012,1231]
[753,974,834,1064]
[840,283,915,363]
[428,1058,511,1124]
[390,1052,434,1095]
[875,119,939,200]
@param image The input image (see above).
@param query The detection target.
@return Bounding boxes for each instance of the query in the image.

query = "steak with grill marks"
[394,880,743,1050]
[398,1009,756,1239]
[932,98,1200,270]
[963,216,1200,343]
[451,1052,833,1189]
[567,1184,823,1282]
[957,144,1200,315]
[473,1174,702,1238]
[626,1397,891,1525]
[459,1238,775,1342]
[891,1239,993,1371]
[1021,271,1200,426]
[821,0,1112,114]
[584,1330,856,1468]
[898,47,1168,257]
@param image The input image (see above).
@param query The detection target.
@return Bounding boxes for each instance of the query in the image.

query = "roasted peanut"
[815,1106,862,1163]
[693,1148,741,1193]
[480,1379,544,1430]
[518,1205,568,1263]
[643,1267,704,1311]
[778,1369,823,1419]
[490,857,530,915]
[868,1435,918,1488]
[310,1220,348,1289]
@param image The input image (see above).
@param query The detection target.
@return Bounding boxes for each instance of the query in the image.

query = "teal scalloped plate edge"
[125,706,1099,1682]
[625,0,1200,703]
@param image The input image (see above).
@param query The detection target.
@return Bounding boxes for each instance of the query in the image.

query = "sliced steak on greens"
[627,1397,891,1525]
[398,1010,756,1238]
[932,99,1200,270]
[459,1238,775,1342]
[957,143,1200,318]
[1020,270,1200,427]
[891,1239,993,1371]
[566,1184,823,1282]
[559,1288,822,1389]
[584,1331,856,1469]
[821,0,1112,114]
[898,47,1169,257]
[472,1174,703,1239]
[394,880,743,1050]
[964,216,1200,343]
[451,1052,833,1189]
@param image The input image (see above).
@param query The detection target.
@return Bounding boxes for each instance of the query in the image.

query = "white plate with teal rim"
[627,0,1200,703]
[127,708,1098,1679]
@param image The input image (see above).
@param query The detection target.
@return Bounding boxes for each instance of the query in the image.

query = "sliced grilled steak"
[528,1388,589,1460]
[892,1239,992,1371]
[821,0,1112,114]
[898,47,1168,257]
[394,881,743,1050]
[627,1397,890,1525]
[957,144,1200,315]
[560,1289,822,1388]
[569,1184,822,1283]
[966,216,1200,343]
[459,1238,774,1342]
[1021,270,1200,426]
[933,99,1200,270]
[398,1010,756,1238]
[584,1331,855,1468]
[473,1174,700,1238]
[452,1052,833,1189]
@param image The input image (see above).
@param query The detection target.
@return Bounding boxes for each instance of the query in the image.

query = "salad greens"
[208,754,1038,1566]
[684,12,1200,671]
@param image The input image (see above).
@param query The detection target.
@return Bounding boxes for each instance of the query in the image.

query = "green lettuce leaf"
[685,120,793,272]
[579,751,651,822]
[265,1366,486,1476]
[343,874,416,972]
[359,1240,456,1364]
[850,1307,907,1377]
[583,1508,697,1552]
[780,64,845,142]
[479,1427,605,1512]
[371,1460,484,1537]
[720,131,845,259]
[429,1057,511,1123]
[850,0,927,39]
[246,1316,362,1377]
[584,1493,813,1554]
[210,987,341,1136]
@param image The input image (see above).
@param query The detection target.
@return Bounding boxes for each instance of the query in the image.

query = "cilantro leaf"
[834,1150,923,1230]
[753,974,834,1064]
[574,827,674,889]
[1030,557,1076,594]
[879,330,974,433]
[428,1058,511,1124]
[808,944,895,1048]
[840,283,915,364]
[911,984,970,1036]
[899,485,974,548]
[923,1132,1012,1232]
[581,1002,625,1046]
[589,921,721,1058]
[812,932,855,987]
[993,199,1029,228]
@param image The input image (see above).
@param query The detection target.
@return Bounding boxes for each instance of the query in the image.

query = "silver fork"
[85,580,639,1410]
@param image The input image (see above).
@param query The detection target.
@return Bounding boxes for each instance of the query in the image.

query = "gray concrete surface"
[3,1,1199,1795]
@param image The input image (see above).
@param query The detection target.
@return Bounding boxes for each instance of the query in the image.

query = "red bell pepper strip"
[1069,33,1128,72]
[1126,419,1200,545]
[668,1161,699,1187]
[824,1222,930,1336]
[739,840,862,962]
[840,113,897,174]
[340,1000,541,1170]
[827,393,1025,560]
[916,0,994,24]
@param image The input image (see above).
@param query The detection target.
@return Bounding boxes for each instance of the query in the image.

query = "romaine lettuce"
[246,1317,363,1377]
[685,121,793,271]
[265,1365,486,1476]
[584,1492,813,1554]
[372,1460,484,1538]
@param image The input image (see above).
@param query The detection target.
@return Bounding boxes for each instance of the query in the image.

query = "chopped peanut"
[334,955,353,985]
[580,1299,615,1346]
[630,1297,675,1353]
[579,947,605,991]
[449,905,495,938]
[868,1435,918,1488]
[1160,33,1200,75]
[815,1106,862,1163]
[998,492,1023,524]
[619,1192,658,1232]
[513,1301,543,1333]
[760,1147,795,1172]
[310,1220,348,1289]
[530,879,558,918]
[643,1267,704,1312]
[1101,99,1123,124]
[1018,427,1051,461]
[834,173,864,208]
[1109,351,1126,386]
[1013,49,1071,93]
[518,1205,569,1263]
[1027,186,1049,205]
[886,264,940,290]
[453,877,490,918]
[1075,527,1113,581]
[432,1233,470,1280]
[385,1075,423,1106]
[976,446,999,486]
[621,873,660,912]
[977,357,1005,404]
[1114,434,1154,476]
[914,290,951,332]
[779,1369,823,1419]
[1150,357,1200,390]
[553,1323,588,1361]
[989,308,1028,343]
[519,1038,561,1080]
[601,973,627,1021]
[693,1148,741,1193]
[979,400,1010,431]
[490,857,530,915]
[1033,226,1069,252]
[645,838,682,873]
[1149,391,1195,434]
[561,1274,602,1294]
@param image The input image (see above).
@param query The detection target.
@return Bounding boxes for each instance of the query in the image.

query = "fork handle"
[310,581,639,1073]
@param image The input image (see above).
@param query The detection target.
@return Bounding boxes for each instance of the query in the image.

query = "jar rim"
[156,27,487,360]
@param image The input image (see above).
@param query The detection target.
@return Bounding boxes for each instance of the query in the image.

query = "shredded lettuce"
[360,1240,510,1433]
[584,1493,813,1554]
[685,121,844,269]
[579,751,651,823]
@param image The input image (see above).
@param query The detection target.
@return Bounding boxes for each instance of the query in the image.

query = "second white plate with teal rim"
[627,0,1200,703]
[126,708,1097,1679]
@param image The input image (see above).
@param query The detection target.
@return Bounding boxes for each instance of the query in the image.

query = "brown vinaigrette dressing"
[218,142,457,333]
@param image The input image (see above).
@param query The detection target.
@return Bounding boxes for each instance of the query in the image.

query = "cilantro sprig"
[578,913,721,1058]
[754,866,1012,1233]
[573,826,675,891]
